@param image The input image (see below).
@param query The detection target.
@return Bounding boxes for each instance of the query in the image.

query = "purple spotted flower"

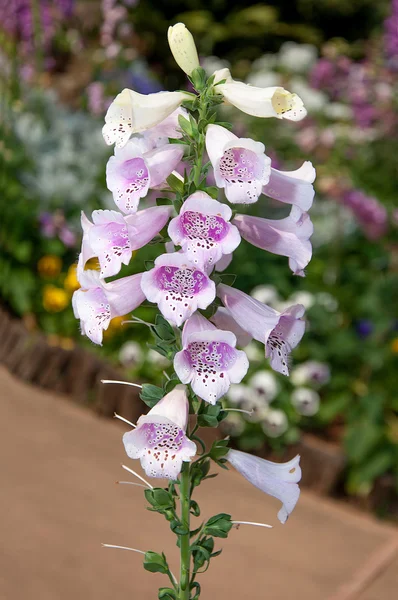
[233,206,313,276]
[140,253,216,326]
[106,139,184,213]
[72,264,145,345]
[168,191,241,271]
[217,284,305,376]
[263,161,316,212]
[123,385,196,479]
[80,206,172,278]
[205,124,271,204]
[174,313,249,404]
[227,450,301,523]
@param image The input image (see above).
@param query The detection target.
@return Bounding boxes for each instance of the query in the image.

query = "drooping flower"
[106,139,184,213]
[168,191,241,271]
[213,68,307,122]
[140,252,216,326]
[217,284,305,375]
[205,124,271,204]
[291,387,320,416]
[263,161,316,212]
[227,450,301,523]
[291,360,330,387]
[211,307,252,347]
[72,265,145,345]
[123,385,196,479]
[140,107,188,149]
[80,206,172,278]
[168,22,200,76]
[233,206,313,276]
[174,312,249,404]
[102,88,191,147]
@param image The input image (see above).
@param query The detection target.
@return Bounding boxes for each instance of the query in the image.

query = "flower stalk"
[179,462,191,599]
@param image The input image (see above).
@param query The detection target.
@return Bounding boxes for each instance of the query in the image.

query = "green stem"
[179,462,191,599]
[192,98,208,188]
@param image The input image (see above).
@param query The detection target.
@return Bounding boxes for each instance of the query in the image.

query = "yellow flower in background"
[37,255,62,278]
[390,337,398,353]
[64,263,80,293]
[43,285,69,312]
[103,315,127,339]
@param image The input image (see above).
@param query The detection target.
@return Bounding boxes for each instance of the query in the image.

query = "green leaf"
[203,513,232,538]
[166,173,184,194]
[170,519,190,535]
[178,115,193,137]
[190,500,201,517]
[204,186,219,199]
[140,384,164,408]
[143,551,169,575]
[158,587,177,600]
[154,315,176,342]
[218,273,237,287]
[145,488,175,511]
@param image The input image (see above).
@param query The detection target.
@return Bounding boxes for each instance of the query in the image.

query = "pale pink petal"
[181,312,216,347]
[215,253,233,272]
[145,385,189,430]
[146,144,185,187]
[72,287,111,345]
[227,450,301,523]
[103,272,145,316]
[266,305,305,376]
[174,350,193,385]
[211,307,253,347]
[233,207,313,276]
[125,206,172,250]
[263,162,315,211]
[205,124,238,167]
[106,153,149,214]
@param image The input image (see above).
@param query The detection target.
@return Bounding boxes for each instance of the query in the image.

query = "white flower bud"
[168,23,200,76]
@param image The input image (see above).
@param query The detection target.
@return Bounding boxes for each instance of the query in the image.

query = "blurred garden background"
[1,0,398,517]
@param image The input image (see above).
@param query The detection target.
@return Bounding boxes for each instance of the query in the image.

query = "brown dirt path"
[0,366,397,600]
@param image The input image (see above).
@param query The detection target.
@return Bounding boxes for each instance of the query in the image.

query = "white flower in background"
[251,284,280,307]
[227,383,250,405]
[222,412,245,436]
[278,42,317,73]
[291,387,320,416]
[244,342,263,362]
[147,349,171,368]
[291,361,330,387]
[168,23,200,76]
[201,56,230,77]
[289,290,315,310]
[262,409,288,437]
[251,54,278,71]
[290,78,327,113]
[316,292,339,312]
[247,71,281,88]
[249,370,279,403]
[241,394,270,422]
[324,103,353,121]
[119,341,143,367]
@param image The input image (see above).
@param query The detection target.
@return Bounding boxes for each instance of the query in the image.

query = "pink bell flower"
[174,312,249,404]
[263,161,316,212]
[233,206,313,276]
[106,139,184,214]
[140,252,216,327]
[80,206,172,278]
[205,124,271,204]
[72,263,145,345]
[123,385,196,479]
[217,284,305,376]
[227,449,301,523]
[168,191,241,271]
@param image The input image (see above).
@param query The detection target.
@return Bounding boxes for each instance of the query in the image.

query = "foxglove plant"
[73,23,315,599]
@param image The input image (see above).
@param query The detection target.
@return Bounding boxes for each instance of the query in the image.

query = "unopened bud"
[168,23,200,76]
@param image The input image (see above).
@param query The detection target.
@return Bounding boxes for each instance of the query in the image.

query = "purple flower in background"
[355,319,374,339]
[342,189,388,240]
[38,211,76,248]
[384,0,398,66]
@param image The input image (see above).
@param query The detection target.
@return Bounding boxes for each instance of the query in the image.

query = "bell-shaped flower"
[263,161,316,212]
[72,265,145,345]
[106,139,184,214]
[140,107,188,149]
[81,206,172,278]
[232,206,313,276]
[227,449,301,523]
[211,307,252,347]
[213,68,307,122]
[174,312,249,404]
[123,385,196,479]
[168,23,200,77]
[141,252,216,327]
[168,191,241,271]
[102,88,191,148]
[217,284,305,376]
[206,124,271,204]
